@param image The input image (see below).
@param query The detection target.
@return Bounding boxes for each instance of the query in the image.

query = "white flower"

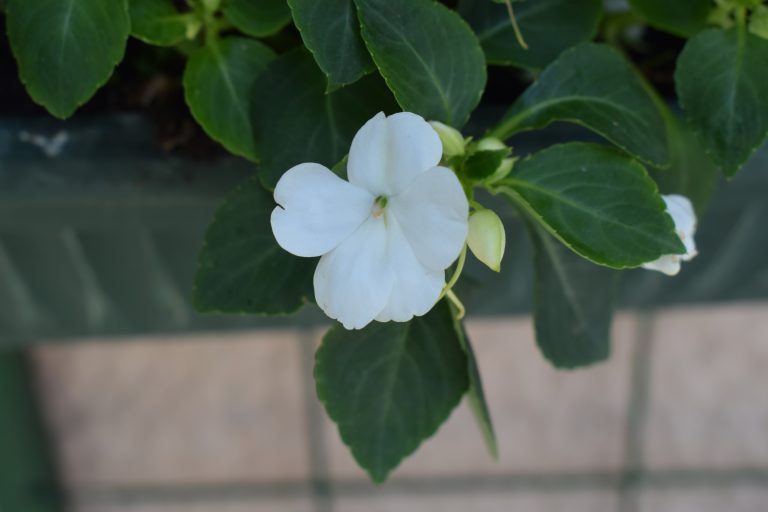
[270,112,469,329]
[642,194,698,276]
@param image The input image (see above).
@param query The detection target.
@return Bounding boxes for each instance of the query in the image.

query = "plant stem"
[503,0,529,50]
[440,244,467,300]
[446,290,466,320]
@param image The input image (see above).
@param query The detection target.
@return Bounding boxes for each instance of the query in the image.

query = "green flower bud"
[486,156,517,184]
[467,209,506,272]
[429,121,466,157]
[475,137,506,152]
[200,0,222,14]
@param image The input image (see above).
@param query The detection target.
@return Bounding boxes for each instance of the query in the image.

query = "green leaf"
[6,0,130,118]
[453,312,497,458]
[525,219,618,369]
[458,0,602,69]
[498,142,685,269]
[287,0,374,89]
[315,300,469,483]
[676,28,768,177]
[184,37,275,161]
[223,0,291,38]
[129,0,189,46]
[628,0,711,37]
[354,0,486,126]
[489,43,670,167]
[252,49,397,189]
[194,177,315,314]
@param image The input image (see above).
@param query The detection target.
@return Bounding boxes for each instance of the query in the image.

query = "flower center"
[372,195,389,218]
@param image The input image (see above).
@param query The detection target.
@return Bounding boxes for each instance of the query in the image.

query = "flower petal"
[376,214,444,323]
[271,163,374,257]
[663,194,698,260]
[314,216,394,329]
[642,255,682,276]
[347,112,443,195]
[390,166,469,271]
[642,194,698,275]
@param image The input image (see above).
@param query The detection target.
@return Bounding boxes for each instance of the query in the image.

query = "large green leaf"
[489,43,669,167]
[194,177,315,314]
[315,300,469,483]
[287,0,374,89]
[498,143,685,269]
[525,220,618,369]
[354,0,486,126]
[628,0,711,37]
[6,0,130,118]
[184,37,275,161]
[458,0,602,69]
[129,0,189,46]
[676,28,768,177]
[252,49,397,189]
[223,0,291,38]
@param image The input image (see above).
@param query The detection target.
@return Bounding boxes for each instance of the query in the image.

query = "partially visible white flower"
[271,112,469,330]
[642,194,698,276]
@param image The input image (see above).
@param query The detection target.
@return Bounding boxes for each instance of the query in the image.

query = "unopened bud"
[201,0,221,13]
[475,137,506,152]
[487,157,516,183]
[467,209,506,272]
[429,121,466,157]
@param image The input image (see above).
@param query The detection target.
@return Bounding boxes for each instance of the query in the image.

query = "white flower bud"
[429,121,466,157]
[467,209,506,272]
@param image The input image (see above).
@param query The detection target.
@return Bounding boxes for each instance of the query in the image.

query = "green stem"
[735,6,747,29]
[440,243,467,301]
[503,0,529,50]
[446,290,466,320]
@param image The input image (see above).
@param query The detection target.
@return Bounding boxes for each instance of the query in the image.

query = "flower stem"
[440,244,467,301]
[446,290,466,320]
[503,0,529,50]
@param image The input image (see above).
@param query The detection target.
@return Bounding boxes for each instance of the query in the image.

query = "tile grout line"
[298,328,335,512]
[617,310,657,512]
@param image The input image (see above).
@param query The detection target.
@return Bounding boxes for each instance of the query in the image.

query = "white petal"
[643,194,698,275]
[375,214,444,323]
[314,216,393,330]
[662,194,698,261]
[390,166,469,271]
[271,163,374,257]
[347,112,443,195]
[642,255,681,276]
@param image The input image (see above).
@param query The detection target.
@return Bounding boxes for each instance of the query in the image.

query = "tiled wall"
[33,302,768,512]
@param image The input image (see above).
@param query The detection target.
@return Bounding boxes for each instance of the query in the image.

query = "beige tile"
[638,486,768,512]
[72,498,314,512]
[324,313,638,479]
[34,330,310,485]
[335,490,618,512]
[645,303,768,469]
